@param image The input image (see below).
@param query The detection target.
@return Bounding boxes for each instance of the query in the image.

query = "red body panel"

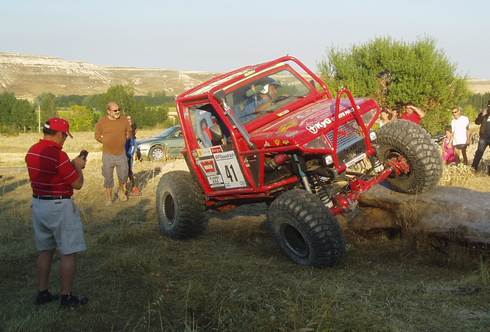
[175,56,393,211]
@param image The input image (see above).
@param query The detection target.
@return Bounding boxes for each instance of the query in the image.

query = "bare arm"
[70,157,86,190]
[126,120,132,140]
[409,105,425,118]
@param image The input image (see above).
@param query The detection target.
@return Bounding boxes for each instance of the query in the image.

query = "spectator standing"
[471,101,490,171]
[25,118,88,308]
[450,107,470,165]
[442,125,458,165]
[378,109,390,127]
[400,104,425,124]
[378,108,396,127]
[95,102,132,205]
[126,115,141,195]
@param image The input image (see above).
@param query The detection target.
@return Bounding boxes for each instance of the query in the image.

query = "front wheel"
[149,145,167,161]
[377,119,442,194]
[267,189,346,267]
[156,171,207,239]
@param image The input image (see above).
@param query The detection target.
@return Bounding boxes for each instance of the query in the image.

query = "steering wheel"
[272,95,289,103]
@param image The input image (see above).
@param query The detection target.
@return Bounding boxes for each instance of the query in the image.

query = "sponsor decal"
[305,108,355,134]
[282,140,290,145]
[207,175,224,188]
[274,139,281,146]
[277,109,290,117]
[196,148,212,158]
[278,120,298,133]
[198,159,218,176]
[210,146,223,154]
[264,141,271,147]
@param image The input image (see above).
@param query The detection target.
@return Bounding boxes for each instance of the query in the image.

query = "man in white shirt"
[450,107,470,165]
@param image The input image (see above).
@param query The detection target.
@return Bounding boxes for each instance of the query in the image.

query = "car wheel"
[377,119,442,194]
[156,171,207,239]
[149,145,167,161]
[267,189,346,267]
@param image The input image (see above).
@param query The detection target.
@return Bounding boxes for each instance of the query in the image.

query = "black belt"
[33,195,71,200]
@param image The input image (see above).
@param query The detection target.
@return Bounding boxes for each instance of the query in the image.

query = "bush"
[320,37,470,134]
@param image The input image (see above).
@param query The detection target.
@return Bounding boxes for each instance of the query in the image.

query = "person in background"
[471,100,490,171]
[126,115,141,195]
[442,125,458,165]
[450,107,470,165]
[378,107,396,127]
[25,117,88,308]
[95,102,132,205]
[400,103,425,124]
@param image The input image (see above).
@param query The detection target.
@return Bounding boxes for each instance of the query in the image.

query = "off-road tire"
[267,189,346,267]
[156,171,206,239]
[149,145,167,161]
[377,119,442,194]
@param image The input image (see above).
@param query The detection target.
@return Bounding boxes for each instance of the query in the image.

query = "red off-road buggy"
[156,56,442,267]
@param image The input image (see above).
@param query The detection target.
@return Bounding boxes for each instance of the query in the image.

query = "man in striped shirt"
[25,117,88,308]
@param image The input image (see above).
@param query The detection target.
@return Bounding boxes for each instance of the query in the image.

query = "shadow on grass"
[112,198,152,225]
[134,167,161,192]
[0,178,29,197]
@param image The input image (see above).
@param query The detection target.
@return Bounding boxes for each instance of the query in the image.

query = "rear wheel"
[149,145,167,161]
[267,189,346,267]
[156,171,206,239]
[377,119,442,194]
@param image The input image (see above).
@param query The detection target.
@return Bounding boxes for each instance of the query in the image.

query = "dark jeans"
[471,137,490,170]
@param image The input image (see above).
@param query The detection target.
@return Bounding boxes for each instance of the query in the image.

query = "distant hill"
[467,79,490,94]
[0,52,218,100]
[1,52,489,101]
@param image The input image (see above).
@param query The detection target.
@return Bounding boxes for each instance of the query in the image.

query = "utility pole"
[37,104,41,133]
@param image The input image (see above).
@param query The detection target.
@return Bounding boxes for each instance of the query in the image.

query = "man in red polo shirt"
[25,117,88,308]
[400,104,426,124]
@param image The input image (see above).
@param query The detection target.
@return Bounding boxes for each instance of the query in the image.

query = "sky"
[1,0,489,78]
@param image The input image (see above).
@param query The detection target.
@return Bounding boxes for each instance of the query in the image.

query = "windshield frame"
[157,126,176,138]
[221,64,317,128]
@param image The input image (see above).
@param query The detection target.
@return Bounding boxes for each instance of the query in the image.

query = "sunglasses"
[452,111,459,114]
[110,109,120,113]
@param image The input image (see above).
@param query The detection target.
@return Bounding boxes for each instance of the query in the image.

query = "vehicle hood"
[136,137,165,146]
[248,98,377,148]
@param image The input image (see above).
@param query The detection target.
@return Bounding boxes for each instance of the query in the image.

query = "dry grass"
[1,132,490,331]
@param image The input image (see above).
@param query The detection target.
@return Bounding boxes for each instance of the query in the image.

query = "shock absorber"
[292,154,312,192]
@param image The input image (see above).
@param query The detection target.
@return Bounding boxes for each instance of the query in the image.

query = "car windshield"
[224,69,311,125]
[157,127,175,138]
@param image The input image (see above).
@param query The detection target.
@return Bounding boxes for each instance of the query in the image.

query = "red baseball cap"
[44,117,73,138]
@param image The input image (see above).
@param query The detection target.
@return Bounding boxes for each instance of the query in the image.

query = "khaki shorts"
[102,153,128,188]
[32,198,86,255]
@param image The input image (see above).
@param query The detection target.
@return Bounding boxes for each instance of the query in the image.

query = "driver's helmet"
[259,79,281,95]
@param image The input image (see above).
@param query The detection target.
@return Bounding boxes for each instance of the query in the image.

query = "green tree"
[63,105,95,131]
[36,93,57,123]
[319,37,470,133]
[13,99,36,132]
[0,92,17,129]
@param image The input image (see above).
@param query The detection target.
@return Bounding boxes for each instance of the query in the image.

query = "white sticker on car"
[207,175,224,188]
[213,151,247,189]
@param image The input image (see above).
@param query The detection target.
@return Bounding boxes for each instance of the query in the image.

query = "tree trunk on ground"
[350,186,490,245]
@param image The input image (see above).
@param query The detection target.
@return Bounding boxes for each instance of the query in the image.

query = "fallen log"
[350,185,490,245]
